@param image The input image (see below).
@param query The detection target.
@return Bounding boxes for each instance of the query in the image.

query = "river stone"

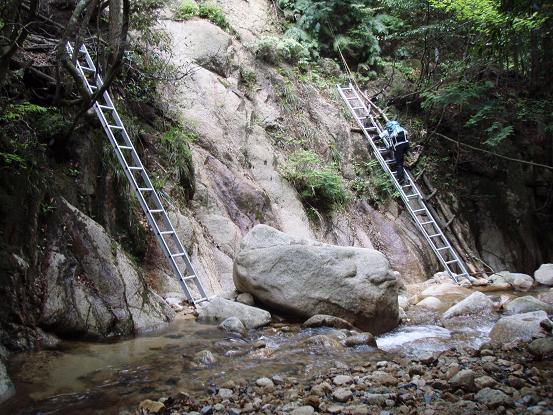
[415,296,445,311]
[192,350,217,367]
[504,296,553,315]
[489,311,552,345]
[449,369,476,391]
[291,406,315,415]
[535,264,553,286]
[528,337,553,359]
[344,333,377,347]
[218,388,233,399]
[233,225,399,334]
[475,387,513,409]
[0,361,14,403]
[419,283,472,302]
[138,399,165,414]
[197,297,271,329]
[255,377,274,389]
[498,271,535,291]
[218,316,246,334]
[481,274,512,292]
[443,291,494,319]
[302,314,355,330]
[302,334,344,353]
[333,375,353,385]
[332,387,353,402]
[40,199,174,338]
[475,376,497,389]
[236,292,255,306]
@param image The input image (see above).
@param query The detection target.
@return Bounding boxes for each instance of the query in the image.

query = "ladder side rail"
[338,85,469,282]
[69,42,208,301]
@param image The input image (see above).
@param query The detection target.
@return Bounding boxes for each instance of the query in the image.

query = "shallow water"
[0,305,503,415]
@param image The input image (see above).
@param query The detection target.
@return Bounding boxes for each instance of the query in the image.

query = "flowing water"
[0,304,502,415]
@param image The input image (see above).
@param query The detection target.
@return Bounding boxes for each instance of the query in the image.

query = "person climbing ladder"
[380,120,410,184]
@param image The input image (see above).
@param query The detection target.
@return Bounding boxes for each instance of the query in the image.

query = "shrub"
[174,0,199,20]
[198,3,229,30]
[281,149,348,212]
[251,36,309,65]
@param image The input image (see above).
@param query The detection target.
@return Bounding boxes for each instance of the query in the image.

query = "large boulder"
[443,291,494,319]
[497,271,534,291]
[489,311,552,345]
[419,283,472,303]
[504,296,553,315]
[40,200,174,337]
[233,225,399,334]
[197,297,271,329]
[535,264,553,286]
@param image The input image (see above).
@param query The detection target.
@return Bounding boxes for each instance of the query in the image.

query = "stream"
[0,304,501,415]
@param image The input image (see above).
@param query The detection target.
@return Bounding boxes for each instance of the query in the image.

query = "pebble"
[290,405,315,415]
[255,377,274,389]
[138,400,165,414]
[218,388,233,399]
[333,374,353,385]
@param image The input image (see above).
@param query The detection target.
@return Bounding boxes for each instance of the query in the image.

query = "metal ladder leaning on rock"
[66,42,209,305]
[337,82,473,284]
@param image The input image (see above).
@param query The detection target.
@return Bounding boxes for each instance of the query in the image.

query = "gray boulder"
[535,264,553,286]
[40,200,174,337]
[233,225,399,334]
[504,296,553,315]
[489,311,552,345]
[475,388,513,409]
[0,361,15,403]
[443,291,494,319]
[197,297,271,329]
[498,271,534,291]
[236,292,255,306]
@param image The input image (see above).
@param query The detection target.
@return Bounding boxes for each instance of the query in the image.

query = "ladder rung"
[420,221,435,225]
[160,230,175,235]
[194,297,208,303]
[386,159,395,164]
[108,125,123,129]
[413,208,426,214]
[437,246,450,251]
[89,85,98,89]
[138,187,153,192]
[118,145,133,150]
[182,275,197,281]
[171,252,186,258]
[352,106,364,110]
[429,233,442,238]
[81,66,95,73]
[365,127,377,131]
[445,260,458,264]
[402,184,413,188]
[149,209,164,213]
[128,166,142,170]
[98,104,115,111]
[406,194,419,199]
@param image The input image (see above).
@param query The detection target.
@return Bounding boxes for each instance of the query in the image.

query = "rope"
[431,131,553,171]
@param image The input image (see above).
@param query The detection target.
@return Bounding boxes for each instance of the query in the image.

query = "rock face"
[442,292,494,319]
[197,297,271,329]
[40,200,174,337]
[233,225,399,334]
[0,361,15,403]
[489,311,552,344]
[535,264,553,286]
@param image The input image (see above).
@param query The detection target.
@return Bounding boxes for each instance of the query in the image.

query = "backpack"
[386,121,409,150]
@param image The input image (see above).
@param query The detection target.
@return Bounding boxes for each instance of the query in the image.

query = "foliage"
[352,159,398,207]
[239,67,257,91]
[277,0,401,71]
[175,0,200,19]
[158,127,197,200]
[251,36,309,65]
[198,3,230,30]
[281,149,348,212]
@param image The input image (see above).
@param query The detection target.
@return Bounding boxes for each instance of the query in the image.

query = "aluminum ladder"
[337,83,473,283]
[66,42,209,304]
